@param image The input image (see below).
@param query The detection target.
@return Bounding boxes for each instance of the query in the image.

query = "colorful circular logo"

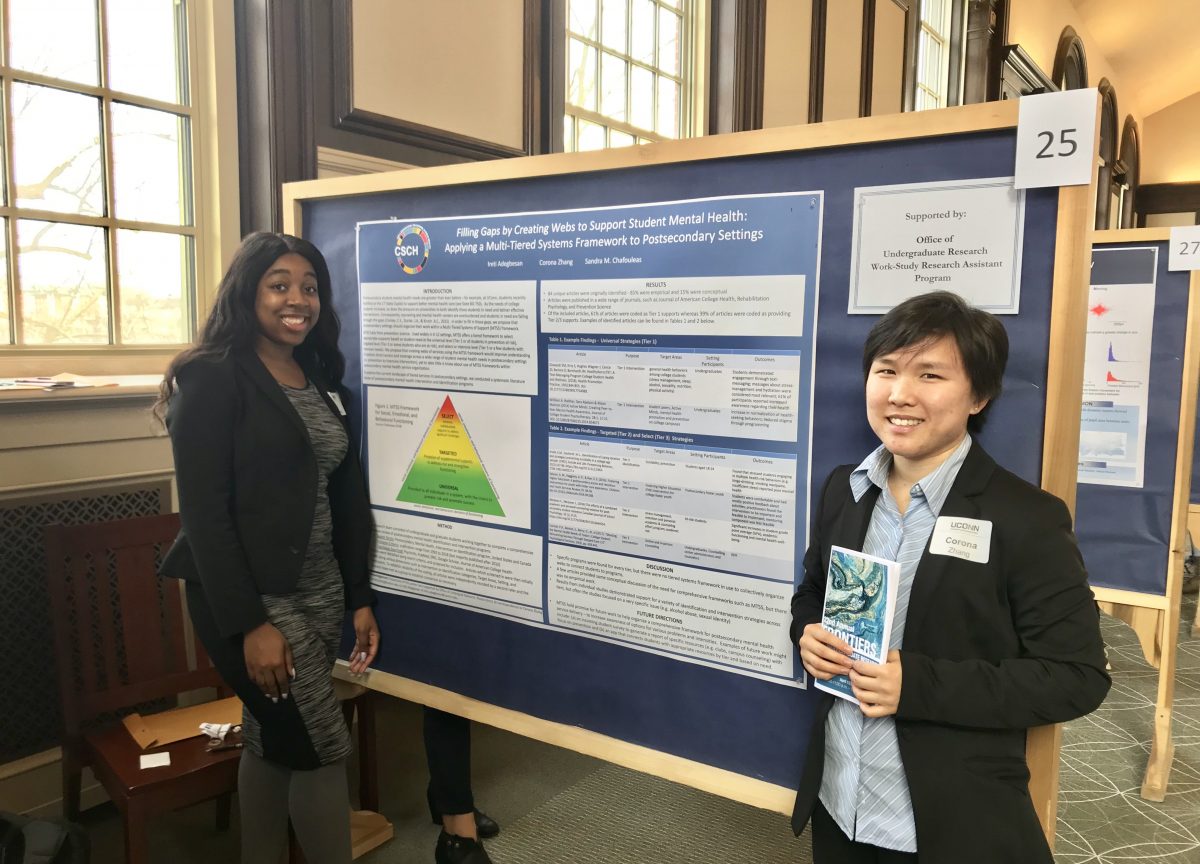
[394,224,430,274]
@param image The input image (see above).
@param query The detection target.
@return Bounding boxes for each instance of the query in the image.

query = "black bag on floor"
[0,811,88,864]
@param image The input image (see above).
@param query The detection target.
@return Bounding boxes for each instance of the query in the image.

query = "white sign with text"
[1015,88,1099,189]
[848,177,1025,314]
[1168,225,1200,271]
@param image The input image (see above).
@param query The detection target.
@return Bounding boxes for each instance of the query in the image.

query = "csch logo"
[394,224,431,275]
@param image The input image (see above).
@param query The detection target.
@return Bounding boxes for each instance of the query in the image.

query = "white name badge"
[930,516,992,564]
[327,391,347,416]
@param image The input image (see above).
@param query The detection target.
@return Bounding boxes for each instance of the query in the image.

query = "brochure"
[814,545,899,704]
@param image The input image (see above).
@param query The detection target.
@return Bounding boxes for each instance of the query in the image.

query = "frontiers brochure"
[814,545,899,705]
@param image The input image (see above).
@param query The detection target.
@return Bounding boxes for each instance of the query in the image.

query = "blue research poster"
[355,192,822,686]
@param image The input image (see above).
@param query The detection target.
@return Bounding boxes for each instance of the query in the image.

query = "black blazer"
[160,350,374,638]
[790,441,1109,864]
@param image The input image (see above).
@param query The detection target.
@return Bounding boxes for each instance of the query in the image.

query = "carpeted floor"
[78,592,1199,863]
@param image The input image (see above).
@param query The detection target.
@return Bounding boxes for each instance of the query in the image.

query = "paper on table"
[139,752,171,769]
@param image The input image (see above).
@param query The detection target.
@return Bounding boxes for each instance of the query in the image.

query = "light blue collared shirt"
[817,434,973,852]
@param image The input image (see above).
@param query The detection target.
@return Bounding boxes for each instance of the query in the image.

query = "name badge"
[930,516,992,564]
[327,392,347,416]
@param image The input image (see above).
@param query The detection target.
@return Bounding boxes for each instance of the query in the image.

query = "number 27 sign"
[1014,88,1099,190]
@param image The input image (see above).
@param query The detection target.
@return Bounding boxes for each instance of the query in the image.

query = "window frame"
[0,0,239,378]
[563,0,706,151]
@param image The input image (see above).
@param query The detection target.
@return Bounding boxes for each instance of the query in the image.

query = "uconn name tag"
[930,516,992,564]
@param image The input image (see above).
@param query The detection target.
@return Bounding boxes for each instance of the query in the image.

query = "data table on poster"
[548,433,796,581]
[547,347,803,441]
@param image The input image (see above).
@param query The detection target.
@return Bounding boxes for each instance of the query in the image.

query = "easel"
[285,97,1098,848]
[1089,228,1200,801]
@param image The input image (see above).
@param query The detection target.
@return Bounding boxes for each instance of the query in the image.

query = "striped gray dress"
[240,381,353,765]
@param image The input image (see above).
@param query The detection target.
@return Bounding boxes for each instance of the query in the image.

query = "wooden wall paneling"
[822,0,864,121]
[234,0,317,233]
[807,0,827,122]
[329,0,536,160]
[708,0,768,134]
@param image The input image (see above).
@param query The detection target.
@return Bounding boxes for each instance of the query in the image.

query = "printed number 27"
[1035,129,1078,159]
[1180,241,1200,256]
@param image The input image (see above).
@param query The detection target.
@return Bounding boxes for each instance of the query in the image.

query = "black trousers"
[425,707,474,816]
[811,802,919,864]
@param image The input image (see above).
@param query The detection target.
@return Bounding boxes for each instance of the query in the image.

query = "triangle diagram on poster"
[397,395,506,517]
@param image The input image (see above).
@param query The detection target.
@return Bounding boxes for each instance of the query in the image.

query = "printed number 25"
[1035,128,1078,159]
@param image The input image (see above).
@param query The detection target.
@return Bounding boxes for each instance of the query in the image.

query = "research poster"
[357,192,822,686]
[1078,247,1157,488]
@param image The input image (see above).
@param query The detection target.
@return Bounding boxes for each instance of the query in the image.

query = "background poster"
[1078,247,1157,488]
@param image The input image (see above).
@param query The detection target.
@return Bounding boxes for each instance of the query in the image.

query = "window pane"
[568,39,598,110]
[658,8,681,76]
[12,84,104,216]
[0,220,9,344]
[630,65,654,130]
[920,0,946,28]
[17,220,109,345]
[577,119,606,151]
[610,129,635,148]
[920,32,944,95]
[601,0,627,51]
[569,0,598,39]
[631,0,656,65]
[600,53,628,121]
[107,0,189,104]
[656,76,679,137]
[117,230,191,344]
[112,104,192,225]
[8,0,99,86]
[564,114,576,152]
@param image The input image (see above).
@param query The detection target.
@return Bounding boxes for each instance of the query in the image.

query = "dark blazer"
[790,441,1109,864]
[160,350,374,638]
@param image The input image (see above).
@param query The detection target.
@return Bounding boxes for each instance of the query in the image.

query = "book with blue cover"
[814,545,899,704]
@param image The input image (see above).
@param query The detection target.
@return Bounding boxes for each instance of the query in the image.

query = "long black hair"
[155,232,345,419]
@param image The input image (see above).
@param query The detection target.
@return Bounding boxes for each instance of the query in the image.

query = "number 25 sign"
[1014,88,1099,190]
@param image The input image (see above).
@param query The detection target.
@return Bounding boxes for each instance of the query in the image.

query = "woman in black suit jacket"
[792,292,1109,864]
[159,233,379,863]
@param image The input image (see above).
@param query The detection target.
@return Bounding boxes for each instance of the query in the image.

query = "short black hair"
[861,291,1009,432]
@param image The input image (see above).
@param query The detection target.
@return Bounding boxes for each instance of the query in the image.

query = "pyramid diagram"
[397,395,505,517]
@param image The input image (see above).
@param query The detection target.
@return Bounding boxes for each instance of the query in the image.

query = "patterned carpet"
[1055,591,1200,864]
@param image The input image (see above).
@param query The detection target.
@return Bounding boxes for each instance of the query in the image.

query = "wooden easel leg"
[1141,707,1175,801]
[1100,602,1162,668]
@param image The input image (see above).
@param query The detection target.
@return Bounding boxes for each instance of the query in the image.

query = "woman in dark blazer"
[792,292,1110,864]
[159,232,379,863]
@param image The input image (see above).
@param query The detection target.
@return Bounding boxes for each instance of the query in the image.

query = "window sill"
[0,375,162,409]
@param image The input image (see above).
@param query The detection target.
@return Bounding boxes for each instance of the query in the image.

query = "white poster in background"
[1077,250,1157,488]
[848,177,1025,314]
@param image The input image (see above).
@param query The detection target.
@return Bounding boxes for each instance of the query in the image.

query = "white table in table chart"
[547,347,804,442]
[548,434,797,581]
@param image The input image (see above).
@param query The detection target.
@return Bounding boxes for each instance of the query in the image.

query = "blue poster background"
[1076,244,1191,595]
[304,131,1059,790]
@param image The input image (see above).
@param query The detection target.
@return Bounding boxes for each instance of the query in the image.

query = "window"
[914,0,954,110]
[0,0,195,349]
[564,0,696,151]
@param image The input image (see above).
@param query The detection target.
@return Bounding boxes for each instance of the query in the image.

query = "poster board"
[1083,228,1200,799]
[282,99,1096,832]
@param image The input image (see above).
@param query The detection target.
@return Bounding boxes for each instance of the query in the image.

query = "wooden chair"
[43,513,240,864]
